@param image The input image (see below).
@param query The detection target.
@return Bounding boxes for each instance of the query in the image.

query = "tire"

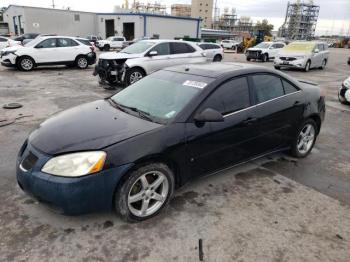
[115,163,175,222]
[17,56,35,71]
[304,60,311,72]
[98,47,103,51]
[338,89,350,105]
[246,57,251,61]
[290,119,318,158]
[274,66,281,70]
[126,67,145,86]
[76,56,88,69]
[213,54,222,62]
[319,59,327,70]
[104,45,110,51]
[262,53,268,62]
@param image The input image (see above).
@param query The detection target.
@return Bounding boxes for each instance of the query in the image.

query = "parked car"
[16,63,325,221]
[13,33,40,44]
[0,36,21,50]
[86,35,102,44]
[94,40,207,87]
[0,36,96,71]
[338,76,350,104]
[348,56,350,65]
[246,42,286,62]
[96,36,126,51]
[220,39,240,49]
[197,42,224,62]
[274,41,329,72]
[22,34,58,45]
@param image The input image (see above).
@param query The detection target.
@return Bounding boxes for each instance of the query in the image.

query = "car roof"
[164,62,269,78]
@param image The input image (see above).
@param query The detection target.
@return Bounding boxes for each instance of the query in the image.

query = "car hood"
[278,51,310,57]
[29,100,162,155]
[99,52,142,60]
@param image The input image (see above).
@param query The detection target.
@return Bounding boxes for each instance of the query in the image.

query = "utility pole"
[52,0,56,9]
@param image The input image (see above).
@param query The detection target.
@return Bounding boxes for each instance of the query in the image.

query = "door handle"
[242,117,257,125]
[294,100,301,105]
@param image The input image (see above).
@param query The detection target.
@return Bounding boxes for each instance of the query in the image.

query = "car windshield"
[255,42,271,48]
[120,41,155,54]
[111,70,214,122]
[24,37,43,47]
[284,42,315,52]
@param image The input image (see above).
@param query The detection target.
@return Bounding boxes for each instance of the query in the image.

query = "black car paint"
[28,64,325,190]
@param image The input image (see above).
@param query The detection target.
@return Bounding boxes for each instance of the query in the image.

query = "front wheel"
[126,68,145,86]
[262,54,268,62]
[290,119,318,158]
[319,59,327,70]
[17,56,35,71]
[304,60,311,72]
[213,54,222,62]
[115,163,175,222]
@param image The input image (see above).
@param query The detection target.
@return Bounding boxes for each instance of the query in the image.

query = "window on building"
[198,77,251,115]
[74,14,80,21]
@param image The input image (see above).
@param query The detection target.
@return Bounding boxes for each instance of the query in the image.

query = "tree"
[255,19,274,36]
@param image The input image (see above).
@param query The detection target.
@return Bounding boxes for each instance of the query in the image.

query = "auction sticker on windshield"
[183,80,207,89]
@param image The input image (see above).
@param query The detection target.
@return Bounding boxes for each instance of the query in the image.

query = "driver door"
[144,42,172,74]
[185,76,260,176]
[32,38,58,63]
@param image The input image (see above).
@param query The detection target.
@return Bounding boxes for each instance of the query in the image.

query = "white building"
[3,5,201,40]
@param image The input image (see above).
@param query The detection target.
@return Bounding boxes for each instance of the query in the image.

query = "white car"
[94,40,207,86]
[96,36,126,51]
[0,36,21,50]
[197,42,224,62]
[220,39,240,50]
[338,76,350,104]
[0,36,96,71]
[274,41,329,72]
[246,42,286,62]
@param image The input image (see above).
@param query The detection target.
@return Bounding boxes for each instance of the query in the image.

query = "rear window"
[77,39,92,46]
[171,42,196,54]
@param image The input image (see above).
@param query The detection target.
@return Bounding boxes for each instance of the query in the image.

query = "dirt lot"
[0,48,350,261]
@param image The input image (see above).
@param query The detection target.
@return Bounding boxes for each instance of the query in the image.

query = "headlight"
[2,50,17,56]
[344,78,350,88]
[41,151,106,177]
[295,56,306,59]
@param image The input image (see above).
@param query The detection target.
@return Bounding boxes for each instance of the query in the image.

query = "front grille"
[280,57,296,61]
[21,151,38,171]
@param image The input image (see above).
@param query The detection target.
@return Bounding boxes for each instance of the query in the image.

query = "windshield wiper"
[111,100,154,122]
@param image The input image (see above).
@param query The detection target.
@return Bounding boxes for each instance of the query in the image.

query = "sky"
[1,0,350,35]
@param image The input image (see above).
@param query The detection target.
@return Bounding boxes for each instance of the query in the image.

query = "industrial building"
[2,5,201,40]
[191,0,213,28]
[171,4,192,17]
[278,0,320,40]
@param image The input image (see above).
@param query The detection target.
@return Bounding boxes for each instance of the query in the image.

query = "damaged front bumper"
[93,59,128,87]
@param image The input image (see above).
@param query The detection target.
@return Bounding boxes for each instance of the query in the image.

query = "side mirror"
[148,50,158,57]
[194,108,224,123]
[269,46,275,49]
[314,48,319,53]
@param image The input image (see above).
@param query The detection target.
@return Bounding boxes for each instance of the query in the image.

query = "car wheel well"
[75,54,87,60]
[308,114,321,134]
[128,66,146,76]
[16,55,36,66]
[111,156,181,209]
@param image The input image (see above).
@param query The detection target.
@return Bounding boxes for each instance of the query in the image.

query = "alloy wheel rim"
[306,62,310,71]
[128,171,169,217]
[297,124,315,155]
[78,58,87,68]
[21,59,33,70]
[130,72,143,84]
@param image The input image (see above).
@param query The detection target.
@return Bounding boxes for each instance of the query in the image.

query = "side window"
[282,80,298,94]
[252,74,285,103]
[198,77,250,115]
[57,38,78,47]
[0,37,7,42]
[36,38,57,48]
[276,44,284,48]
[317,44,324,51]
[199,44,207,50]
[271,44,278,48]
[171,42,195,54]
[150,43,170,55]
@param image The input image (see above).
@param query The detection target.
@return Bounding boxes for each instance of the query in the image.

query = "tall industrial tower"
[278,0,320,40]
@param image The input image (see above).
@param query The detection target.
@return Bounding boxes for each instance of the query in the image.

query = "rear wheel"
[115,163,175,222]
[213,54,222,62]
[319,59,327,69]
[290,119,318,158]
[76,56,88,69]
[17,56,34,71]
[246,57,251,61]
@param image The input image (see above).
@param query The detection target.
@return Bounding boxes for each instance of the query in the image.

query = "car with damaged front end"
[93,40,207,88]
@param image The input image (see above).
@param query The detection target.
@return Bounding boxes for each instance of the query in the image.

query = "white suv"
[0,36,96,71]
[246,42,286,62]
[96,36,126,51]
[94,40,207,87]
[220,39,240,50]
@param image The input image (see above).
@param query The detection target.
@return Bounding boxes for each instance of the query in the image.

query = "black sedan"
[17,63,325,221]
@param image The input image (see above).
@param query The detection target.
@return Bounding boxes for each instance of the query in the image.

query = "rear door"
[186,76,260,176]
[170,42,204,65]
[250,73,304,152]
[56,38,81,62]
[312,43,324,67]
